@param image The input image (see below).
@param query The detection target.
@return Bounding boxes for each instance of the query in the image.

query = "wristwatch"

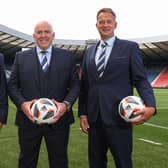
[63,101,71,111]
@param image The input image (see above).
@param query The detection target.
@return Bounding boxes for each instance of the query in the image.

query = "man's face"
[33,22,55,50]
[96,12,117,40]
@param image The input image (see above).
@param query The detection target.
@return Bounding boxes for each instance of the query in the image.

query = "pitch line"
[156,107,168,110]
[143,122,168,130]
[139,138,162,145]
[74,107,168,111]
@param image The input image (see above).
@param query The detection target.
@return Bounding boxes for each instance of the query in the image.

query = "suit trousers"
[18,124,70,168]
[88,117,133,168]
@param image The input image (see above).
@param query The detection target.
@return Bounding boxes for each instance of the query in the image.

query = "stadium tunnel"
[0,24,168,87]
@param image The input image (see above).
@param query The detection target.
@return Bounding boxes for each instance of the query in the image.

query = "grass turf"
[0,88,168,167]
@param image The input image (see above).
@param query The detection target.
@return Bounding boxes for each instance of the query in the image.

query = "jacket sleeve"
[7,52,26,109]
[63,51,80,106]
[78,50,89,117]
[0,54,8,124]
[130,42,156,108]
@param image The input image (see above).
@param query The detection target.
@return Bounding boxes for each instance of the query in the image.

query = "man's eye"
[99,21,105,25]
[36,31,51,35]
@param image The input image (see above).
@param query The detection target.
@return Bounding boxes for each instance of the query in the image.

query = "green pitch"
[0,89,168,167]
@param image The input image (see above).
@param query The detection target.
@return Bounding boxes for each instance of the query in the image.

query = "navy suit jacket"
[8,47,80,128]
[0,53,8,124]
[78,37,156,126]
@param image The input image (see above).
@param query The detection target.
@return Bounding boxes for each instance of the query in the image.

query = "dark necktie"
[41,51,48,72]
[96,42,107,77]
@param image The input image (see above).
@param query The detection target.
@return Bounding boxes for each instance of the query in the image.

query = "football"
[31,98,57,124]
[118,96,145,122]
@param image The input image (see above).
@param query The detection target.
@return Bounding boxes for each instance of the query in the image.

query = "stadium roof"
[0,24,168,64]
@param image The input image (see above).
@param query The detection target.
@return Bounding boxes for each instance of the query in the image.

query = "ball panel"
[43,110,55,120]
[33,104,39,117]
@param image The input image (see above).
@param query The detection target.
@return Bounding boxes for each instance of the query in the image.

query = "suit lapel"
[46,47,61,94]
[88,43,100,78]
[48,47,59,78]
[103,38,121,76]
[31,48,41,90]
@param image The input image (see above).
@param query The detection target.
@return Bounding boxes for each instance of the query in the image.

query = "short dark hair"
[96,8,116,20]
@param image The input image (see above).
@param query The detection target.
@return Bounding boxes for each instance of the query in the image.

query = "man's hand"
[51,99,67,123]
[21,100,36,123]
[131,107,155,125]
[0,122,3,129]
[80,116,90,134]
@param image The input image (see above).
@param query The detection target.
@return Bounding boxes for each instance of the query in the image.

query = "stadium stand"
[151,67,168,88]
[146,65,165,83]
[0,24,168,87]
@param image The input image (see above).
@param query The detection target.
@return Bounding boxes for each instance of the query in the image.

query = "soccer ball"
[31,98,57,124]
[118,96,145,122]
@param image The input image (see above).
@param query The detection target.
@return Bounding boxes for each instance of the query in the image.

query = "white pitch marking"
[156,107,168,110]
[139,138,162,145]
[143,122,168,130]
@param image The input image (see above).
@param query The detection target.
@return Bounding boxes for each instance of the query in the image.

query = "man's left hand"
[0,122,3,129]
[131,107,155,125]
[52,99,67,123]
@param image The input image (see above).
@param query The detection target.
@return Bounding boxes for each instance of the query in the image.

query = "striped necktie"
[96,42,107,77]
[41,51,48,72]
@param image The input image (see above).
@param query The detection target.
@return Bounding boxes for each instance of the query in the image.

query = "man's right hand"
[21,100,36,123]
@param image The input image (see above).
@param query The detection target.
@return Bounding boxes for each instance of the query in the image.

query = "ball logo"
[31,98,57,124]
[119,96,145,122]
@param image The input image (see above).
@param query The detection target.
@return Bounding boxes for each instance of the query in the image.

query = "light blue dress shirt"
[95,36,116,68]
[36,46,52,66]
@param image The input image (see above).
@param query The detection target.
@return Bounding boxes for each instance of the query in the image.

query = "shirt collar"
[101,36,116,46]
[36,46,52,55]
